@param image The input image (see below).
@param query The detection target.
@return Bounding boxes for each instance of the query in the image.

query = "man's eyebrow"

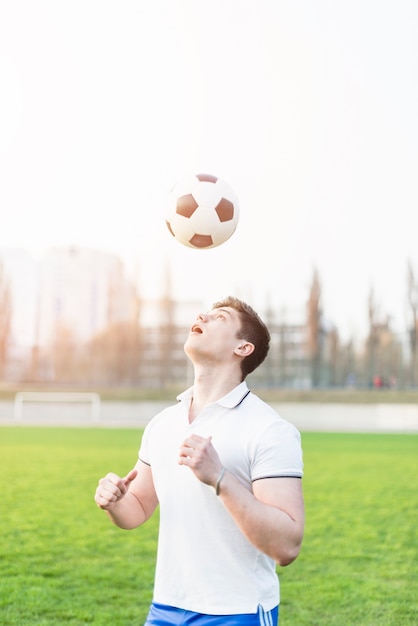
[212,308,233,316]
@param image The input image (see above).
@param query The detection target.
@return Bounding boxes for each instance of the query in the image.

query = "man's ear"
[235,342,255,357]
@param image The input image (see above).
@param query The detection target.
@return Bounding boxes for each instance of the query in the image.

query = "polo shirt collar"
[177,381,250,409]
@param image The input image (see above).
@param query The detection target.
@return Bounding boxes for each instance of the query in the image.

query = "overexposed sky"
[1,1,417,341]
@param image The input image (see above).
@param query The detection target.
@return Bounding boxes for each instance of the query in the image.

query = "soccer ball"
[165,173,239,249]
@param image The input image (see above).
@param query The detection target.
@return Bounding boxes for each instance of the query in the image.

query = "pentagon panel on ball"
[165,173,239,249]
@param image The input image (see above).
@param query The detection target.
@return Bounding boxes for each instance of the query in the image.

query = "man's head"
[212,296,270,380]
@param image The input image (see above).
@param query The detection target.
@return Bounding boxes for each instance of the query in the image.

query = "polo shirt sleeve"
[250,419,303,481]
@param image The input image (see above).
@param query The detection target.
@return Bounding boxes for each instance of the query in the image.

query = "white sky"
[1,0,417,342]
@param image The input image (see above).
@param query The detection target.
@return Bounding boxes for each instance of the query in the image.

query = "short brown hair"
[212,296,270,380]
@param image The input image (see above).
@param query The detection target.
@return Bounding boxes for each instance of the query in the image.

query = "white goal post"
[14,391,101,422]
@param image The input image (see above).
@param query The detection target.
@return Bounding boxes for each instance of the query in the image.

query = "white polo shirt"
[138,382,303,615]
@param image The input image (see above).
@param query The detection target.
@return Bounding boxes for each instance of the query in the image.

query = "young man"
[94,296,304,625]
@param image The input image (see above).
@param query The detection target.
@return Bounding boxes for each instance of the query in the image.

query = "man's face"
[184,306,243,362]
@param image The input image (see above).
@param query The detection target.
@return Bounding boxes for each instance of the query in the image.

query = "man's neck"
[188,366,242,423]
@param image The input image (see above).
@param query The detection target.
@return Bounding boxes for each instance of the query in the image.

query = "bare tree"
[51,323,78,383]
[364,288,402,388]
[366,286,379,385]
[88,279,142,385]
[306,268,322,387]
[158,262,176,387]
[88,320,142,385]
[0,261,12,378]
[340,338,357,387]
[327,326,339,387]
[407,259,418,386]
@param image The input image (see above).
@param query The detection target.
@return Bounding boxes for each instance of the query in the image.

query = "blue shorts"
[144,602,279,626]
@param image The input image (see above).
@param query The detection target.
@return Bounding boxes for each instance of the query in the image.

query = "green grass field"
[1,427,417,625]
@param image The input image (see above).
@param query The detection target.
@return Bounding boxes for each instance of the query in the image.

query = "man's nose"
[197,313,208,323]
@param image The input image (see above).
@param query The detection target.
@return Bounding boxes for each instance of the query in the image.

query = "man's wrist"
[215,466,225,496]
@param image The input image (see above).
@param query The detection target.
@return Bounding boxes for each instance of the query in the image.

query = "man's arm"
[94,460,158,530]
[179,434,304,566]
[217,472,304,566]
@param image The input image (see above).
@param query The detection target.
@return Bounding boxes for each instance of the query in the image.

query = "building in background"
[0,247,407,389]
[138,298,201,389]
[37,247,134,346]
[0,248,39,380]
[0,247,137,382]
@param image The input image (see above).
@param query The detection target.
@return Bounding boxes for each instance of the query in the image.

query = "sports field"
[1,427,417,625]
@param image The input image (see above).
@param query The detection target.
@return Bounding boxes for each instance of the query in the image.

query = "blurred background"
[1,1,418,391]
[1,246,417,391]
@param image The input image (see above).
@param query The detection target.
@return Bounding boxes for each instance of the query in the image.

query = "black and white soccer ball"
[165,173,239,249]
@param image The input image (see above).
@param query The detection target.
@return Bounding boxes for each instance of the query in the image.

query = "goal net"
[14,391,101,424]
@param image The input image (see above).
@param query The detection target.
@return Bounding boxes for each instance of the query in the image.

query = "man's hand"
[94,469,138,510]
[178,434,223,488]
